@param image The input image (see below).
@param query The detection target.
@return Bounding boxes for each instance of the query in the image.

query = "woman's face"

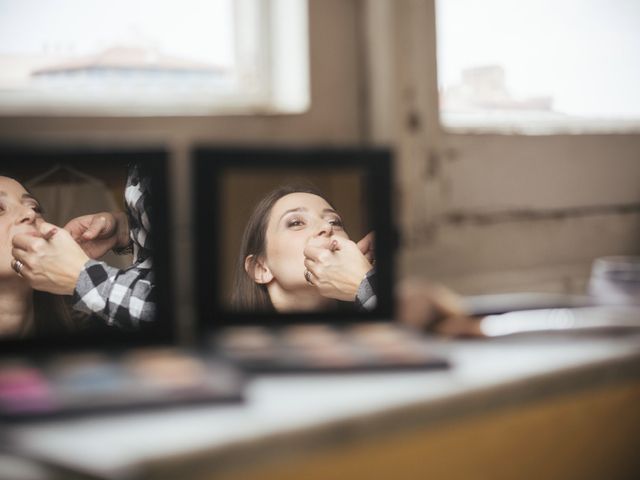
[0,176,44,278]
[263,192,350,291]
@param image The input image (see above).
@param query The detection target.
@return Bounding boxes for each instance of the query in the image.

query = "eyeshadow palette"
[213,323,449,373]
[0,347,244,419]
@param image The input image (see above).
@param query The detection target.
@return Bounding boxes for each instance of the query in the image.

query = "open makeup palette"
[0,348,242,419]
[193,147,450,373]
[0,147,243,419]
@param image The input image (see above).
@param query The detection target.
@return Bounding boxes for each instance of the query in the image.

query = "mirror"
[0,149,173,350]
[194,148,394,328]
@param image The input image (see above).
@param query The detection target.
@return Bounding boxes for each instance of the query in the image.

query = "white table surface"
[4,329,640,480]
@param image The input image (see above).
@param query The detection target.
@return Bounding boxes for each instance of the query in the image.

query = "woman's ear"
[244,254,273,284]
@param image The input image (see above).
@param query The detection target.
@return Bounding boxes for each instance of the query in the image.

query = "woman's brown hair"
[230,184,332,312]
[32,291,77,336]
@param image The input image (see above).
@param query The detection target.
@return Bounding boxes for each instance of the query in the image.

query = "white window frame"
[434,0,640,136]
[0,0,309,117]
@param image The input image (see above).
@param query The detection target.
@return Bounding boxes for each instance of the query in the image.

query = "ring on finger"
[304,268,313,285]
[12,259,24,275]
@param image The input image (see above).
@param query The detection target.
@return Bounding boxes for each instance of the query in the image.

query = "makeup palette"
[0,348,244,419]
[213,323,449,373]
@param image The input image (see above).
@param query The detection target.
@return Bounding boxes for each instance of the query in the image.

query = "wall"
[365,0,640,295]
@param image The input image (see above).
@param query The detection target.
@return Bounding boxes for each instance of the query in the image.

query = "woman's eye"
[25,203,43,215]
[287,218,305,228]
[329,218,343,227]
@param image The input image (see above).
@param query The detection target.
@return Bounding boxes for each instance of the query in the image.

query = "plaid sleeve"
[71,162,156,330]
[72,259,156,330]
[355,268,377,311]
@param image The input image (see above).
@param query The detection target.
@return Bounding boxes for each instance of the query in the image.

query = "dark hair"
[32,291,77,336]
[230,184,332,312]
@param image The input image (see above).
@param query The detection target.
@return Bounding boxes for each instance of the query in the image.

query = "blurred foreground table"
[3,314,640,480]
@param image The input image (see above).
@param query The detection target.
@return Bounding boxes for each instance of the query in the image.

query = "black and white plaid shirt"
[355,269,377,311]
[72,163,156,330]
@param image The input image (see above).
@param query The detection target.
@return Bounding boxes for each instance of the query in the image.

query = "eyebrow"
[279,207,306,223]
[22,193,40,203]
[0,191,39,200]
[278,207,339,223]
[0,191,41,209]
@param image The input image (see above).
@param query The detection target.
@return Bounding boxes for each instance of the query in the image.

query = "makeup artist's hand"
[64,211,129,259]
[12,222,89,295]
[357,231,375,264]
[395,277,480,336]
[304,236,373,302]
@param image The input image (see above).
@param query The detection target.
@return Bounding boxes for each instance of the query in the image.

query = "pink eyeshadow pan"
[0,365,56,413]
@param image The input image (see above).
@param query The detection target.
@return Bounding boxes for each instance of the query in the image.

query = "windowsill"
[440,112,640,136]
[0,96,311,118]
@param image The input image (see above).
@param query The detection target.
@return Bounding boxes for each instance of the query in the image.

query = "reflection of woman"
[231,185,375,312]
[0,176,74,337]
[11,163,155,330]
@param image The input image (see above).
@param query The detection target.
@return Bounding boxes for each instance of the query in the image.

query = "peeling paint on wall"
[443,203,640,227]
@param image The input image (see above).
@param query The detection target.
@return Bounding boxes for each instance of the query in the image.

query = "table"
[4,320,640,480]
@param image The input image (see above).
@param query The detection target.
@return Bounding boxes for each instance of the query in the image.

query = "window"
[0,0,309,115]
[436,0,640,133]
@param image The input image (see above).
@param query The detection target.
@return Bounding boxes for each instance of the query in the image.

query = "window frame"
[433,0,640,136]
[0,0,309,117]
